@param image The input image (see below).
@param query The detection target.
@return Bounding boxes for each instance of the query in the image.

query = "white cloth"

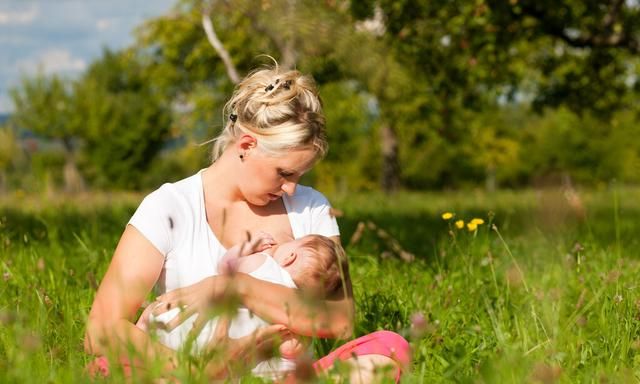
[128,169,339,375]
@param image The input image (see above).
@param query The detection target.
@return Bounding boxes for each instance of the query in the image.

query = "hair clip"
[229,113,237,122]
[265,84,274,92]
[283,80,292,90]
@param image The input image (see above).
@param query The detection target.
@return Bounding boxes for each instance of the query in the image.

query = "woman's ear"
[237,134,258,152]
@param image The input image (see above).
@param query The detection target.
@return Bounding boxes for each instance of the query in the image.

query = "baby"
[136,232,343,375]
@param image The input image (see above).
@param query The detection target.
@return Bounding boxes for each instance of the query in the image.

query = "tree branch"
[201,4,240,84]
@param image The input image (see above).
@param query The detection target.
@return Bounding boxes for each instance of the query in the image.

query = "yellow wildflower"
[467,222,478,232]
[441,212,454,220]
[455,220,464,229]
[470,218,485,225]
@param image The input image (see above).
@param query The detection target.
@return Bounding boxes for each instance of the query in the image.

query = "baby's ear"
[281,252,297,267]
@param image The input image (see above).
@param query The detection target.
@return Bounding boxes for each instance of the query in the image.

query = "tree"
[351,0,640,187]
[71,49,172,189]
[134,0,409,192]
[0,125,20,192]
[9,73,85,192]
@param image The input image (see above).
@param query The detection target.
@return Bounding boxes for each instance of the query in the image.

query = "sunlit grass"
[1,186,640,382]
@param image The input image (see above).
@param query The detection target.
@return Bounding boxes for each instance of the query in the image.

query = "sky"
[0,0,175,114]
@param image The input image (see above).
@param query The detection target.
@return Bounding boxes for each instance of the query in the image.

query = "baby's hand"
[246,231,276,254]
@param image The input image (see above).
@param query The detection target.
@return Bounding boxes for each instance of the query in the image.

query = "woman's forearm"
[234,273,354,339]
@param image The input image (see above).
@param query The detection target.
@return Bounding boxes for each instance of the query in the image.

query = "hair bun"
[211,66,327,162]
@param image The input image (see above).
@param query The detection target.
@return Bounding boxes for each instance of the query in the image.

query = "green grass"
[1,186,640,382]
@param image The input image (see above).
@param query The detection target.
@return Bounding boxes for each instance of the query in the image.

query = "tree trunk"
[62,137,85,194]
[380,122,400,193]
[485,164,496,193]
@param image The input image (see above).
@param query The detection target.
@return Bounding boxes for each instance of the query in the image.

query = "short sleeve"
[309,192,340,237]
[128,184,180,257]
[284,185,340,239]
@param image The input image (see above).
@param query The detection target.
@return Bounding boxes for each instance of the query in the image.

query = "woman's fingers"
[163,305,197,331]
[150,276,235,332]
[188,314,215,345]
[153,289,185,315]
[254,324,288,346]
[151,300,173,316]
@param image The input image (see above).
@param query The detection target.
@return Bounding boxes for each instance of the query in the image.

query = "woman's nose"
[281,181,297,196]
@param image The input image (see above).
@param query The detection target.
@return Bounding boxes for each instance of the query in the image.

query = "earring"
[239,154,244,160]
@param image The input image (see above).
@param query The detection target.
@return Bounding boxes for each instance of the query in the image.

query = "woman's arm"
[234,275,353,339]
[234,235,353,338]
[84,225,178,372]
[155,236,354,339]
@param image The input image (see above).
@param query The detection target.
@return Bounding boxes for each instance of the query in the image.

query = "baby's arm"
[218,232,276,275]
[211,232,276,346]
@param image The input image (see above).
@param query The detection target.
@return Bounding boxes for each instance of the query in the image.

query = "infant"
[136,232,343,375]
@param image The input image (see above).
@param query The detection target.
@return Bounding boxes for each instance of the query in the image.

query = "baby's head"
[272,234,343,297]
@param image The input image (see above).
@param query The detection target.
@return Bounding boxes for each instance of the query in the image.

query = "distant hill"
[0,113,10,125]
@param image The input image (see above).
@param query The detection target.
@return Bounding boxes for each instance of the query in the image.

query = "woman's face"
[238,145,318,206]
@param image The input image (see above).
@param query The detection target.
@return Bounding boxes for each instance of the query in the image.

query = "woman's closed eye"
[278,169,295,178]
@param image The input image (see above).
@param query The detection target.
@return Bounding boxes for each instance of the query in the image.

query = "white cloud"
[0,5,39,25]
[96,18,112,31]
[18,49,87,75]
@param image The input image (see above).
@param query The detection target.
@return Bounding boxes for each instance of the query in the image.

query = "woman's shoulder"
[288,185,330,206]
[129,171,205,255]
[143,170,203,205]
[284,185,333,217]
[132,171,204,226]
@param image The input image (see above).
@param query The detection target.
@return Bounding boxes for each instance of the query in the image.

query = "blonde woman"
[84,66,409,382]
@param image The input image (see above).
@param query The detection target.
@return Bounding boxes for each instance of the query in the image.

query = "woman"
[84,66,409,382]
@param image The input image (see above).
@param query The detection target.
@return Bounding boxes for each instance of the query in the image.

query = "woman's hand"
[152,275,236,334]
[279,335,307,359]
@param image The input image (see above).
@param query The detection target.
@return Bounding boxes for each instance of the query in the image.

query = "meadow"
[1,186,640,383]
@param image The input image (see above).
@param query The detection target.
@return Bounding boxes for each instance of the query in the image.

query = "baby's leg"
[312,331,410,383]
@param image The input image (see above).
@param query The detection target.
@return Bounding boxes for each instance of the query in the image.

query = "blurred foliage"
[4,0,640,192]
[71,49,172,189]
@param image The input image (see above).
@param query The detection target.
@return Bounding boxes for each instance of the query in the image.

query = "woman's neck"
[203,150,244,203]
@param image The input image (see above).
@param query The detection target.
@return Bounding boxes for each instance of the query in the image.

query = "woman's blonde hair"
[211,66,327,161]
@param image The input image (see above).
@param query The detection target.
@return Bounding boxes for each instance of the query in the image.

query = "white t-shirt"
[128,169,339,294]
[128,169,339,373]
